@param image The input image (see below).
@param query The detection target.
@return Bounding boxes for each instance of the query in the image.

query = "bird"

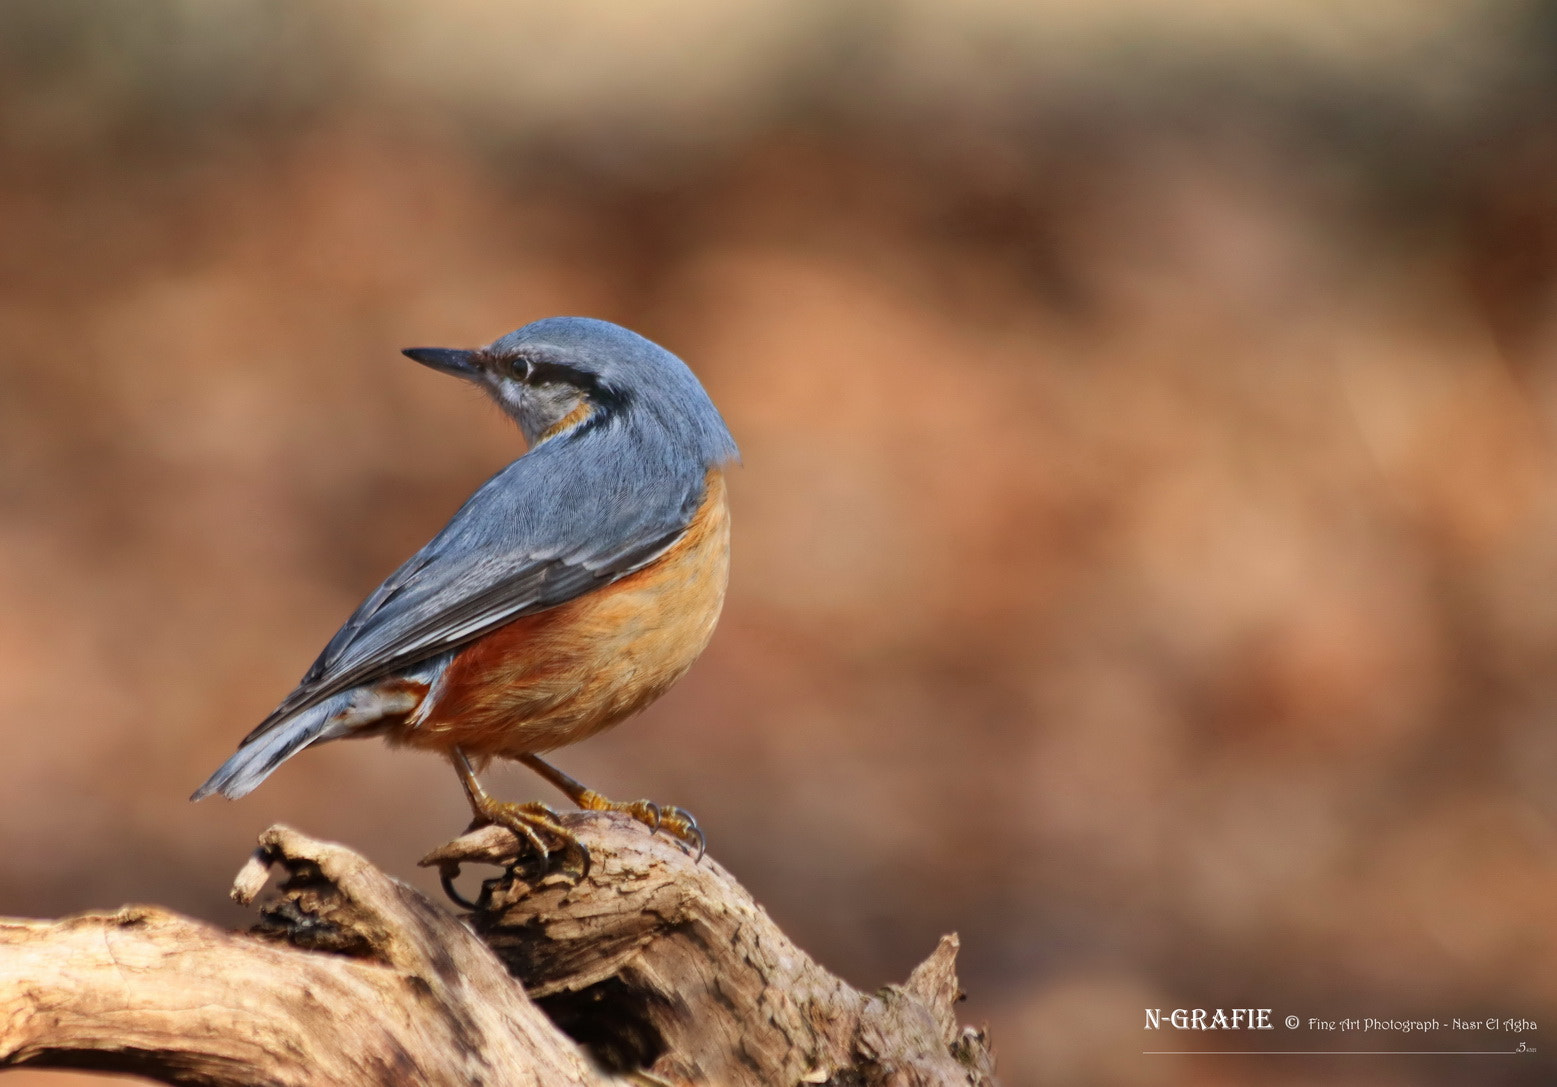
[192,317,738,877]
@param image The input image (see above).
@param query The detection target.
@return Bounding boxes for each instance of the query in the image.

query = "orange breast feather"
[399,470,730,758]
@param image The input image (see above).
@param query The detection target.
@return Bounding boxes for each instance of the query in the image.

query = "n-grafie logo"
[1145,1008,1275,1030]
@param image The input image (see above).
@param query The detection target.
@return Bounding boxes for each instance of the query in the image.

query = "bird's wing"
[241,437,704,744]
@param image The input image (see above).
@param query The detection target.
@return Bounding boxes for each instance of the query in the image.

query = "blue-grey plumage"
[193,317,737,803]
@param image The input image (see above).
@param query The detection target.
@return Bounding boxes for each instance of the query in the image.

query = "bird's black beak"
[402,347,481,378]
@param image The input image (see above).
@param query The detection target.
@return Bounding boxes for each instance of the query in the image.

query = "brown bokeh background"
[6,3,1557,1085]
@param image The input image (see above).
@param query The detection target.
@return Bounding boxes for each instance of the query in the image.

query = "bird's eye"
[506,356,532,381]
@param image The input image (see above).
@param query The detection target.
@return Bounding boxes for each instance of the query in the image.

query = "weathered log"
[0,815,998,1085]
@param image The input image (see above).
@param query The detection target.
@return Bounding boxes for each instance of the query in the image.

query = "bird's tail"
[189,699,338,801]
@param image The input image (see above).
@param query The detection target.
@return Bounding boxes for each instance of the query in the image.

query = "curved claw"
[516,822,551,867]
[501,832,588,886]
[659,805,706,862]
[523,827,588,884]
[438,862,482,911]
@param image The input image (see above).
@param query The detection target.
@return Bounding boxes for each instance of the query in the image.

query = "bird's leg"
[518,753,705,861]
[450,748,590,880]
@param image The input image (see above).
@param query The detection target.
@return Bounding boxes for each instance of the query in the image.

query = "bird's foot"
[468,796,591,882]
[573,790,705,861]
[515,754,707,861]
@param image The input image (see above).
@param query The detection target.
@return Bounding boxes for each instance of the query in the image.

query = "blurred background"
[5,2,1557,1085]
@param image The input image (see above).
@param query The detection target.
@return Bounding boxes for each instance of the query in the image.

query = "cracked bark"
[0,814,998,1085]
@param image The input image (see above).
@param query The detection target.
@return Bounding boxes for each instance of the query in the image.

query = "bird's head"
[403,317,737,463]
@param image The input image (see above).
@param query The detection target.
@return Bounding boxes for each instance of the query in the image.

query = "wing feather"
[242,426,703,744]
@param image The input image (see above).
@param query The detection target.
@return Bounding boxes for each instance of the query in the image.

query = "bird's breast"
[400,470,730,757]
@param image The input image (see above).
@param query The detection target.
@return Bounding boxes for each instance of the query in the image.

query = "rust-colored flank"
[400,469,730,759]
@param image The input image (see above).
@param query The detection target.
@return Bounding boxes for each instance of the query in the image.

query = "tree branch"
[0,816,997,1086]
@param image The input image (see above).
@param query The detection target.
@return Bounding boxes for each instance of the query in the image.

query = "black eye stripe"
[497,352,630,415]
[524,359,596,387]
